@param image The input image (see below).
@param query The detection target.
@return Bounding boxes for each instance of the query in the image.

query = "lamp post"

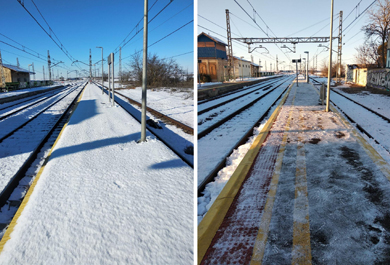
[96,47,103,94]
[240,56,244,81]
[304,51,309,83]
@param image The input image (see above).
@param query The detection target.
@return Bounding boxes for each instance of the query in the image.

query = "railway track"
[310,77,390,155]
[0,85,66,112]
[0,82,86,219]
[0,85,70,121]
[198,77,288,116]
[93,82,193,135]
[0,84,81,142]
[93,82,194,168]
[198,75,293,139]
[198,76,284,105]
[198,75,295,194]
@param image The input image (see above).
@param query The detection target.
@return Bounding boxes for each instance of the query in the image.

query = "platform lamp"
[304,51,309,83]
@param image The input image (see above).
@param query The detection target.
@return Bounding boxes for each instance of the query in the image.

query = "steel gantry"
[225,9,343,78]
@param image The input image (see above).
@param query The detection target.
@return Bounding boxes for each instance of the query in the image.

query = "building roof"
[346,64,379,69]
[198,32,227,46]
[2,64,35,74]
[251,62,259,67]
[230,55,251,63]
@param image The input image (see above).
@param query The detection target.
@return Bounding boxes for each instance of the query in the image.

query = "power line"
[198,24,275,61]
[113,0,174,54]
[287,17,329,37]
[343,0,364,23]
[122,20,193,61]
[16,0,77,63]
[161,51,193,60]
[344,0,377,32]
[0,33,46,60]
[232,0,290,61]
[0,40,46,62]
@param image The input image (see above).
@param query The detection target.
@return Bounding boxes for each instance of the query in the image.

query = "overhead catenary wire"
[344,0,377,32]
[197,24,276,61]
[16,0,76,63]
[232,0,291,61]
[113,0,174,55]
[122,19,193,61]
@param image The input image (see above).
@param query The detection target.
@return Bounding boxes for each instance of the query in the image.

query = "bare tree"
[321,60,345,77]
[355,40,379,65]
[362,0,390,68]
[355,40,387,66]
[128,53,186,87]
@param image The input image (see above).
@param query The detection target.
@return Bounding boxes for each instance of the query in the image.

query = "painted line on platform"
[291,110,312,264]
[198,83,294,264]
[308,83,390,181]
[0,83,87,253]
[250,85,297,265]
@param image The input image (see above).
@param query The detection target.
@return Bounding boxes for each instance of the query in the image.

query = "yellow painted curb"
[308,83,390,180]
[250,85,297,264]
[198,84,293,264]
[0,83,87,253]
[292,111,312,265]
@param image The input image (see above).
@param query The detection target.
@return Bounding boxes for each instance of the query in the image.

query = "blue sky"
[0,0,194,80]
[198,0,377,72]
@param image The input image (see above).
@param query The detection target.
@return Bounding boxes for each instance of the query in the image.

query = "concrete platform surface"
[199,80,390,264]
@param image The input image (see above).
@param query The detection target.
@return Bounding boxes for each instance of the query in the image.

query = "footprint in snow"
[114,181,125,188]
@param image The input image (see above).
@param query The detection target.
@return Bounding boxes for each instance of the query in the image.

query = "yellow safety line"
[309,83,390,180]
[250,85,297,265]
[0,84,87,253]
[292,110,312,265]
[198,84,294,264]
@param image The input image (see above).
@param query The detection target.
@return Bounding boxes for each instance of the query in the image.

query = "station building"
[230,55,252,80]
[198,32,228,82]
[1,64,33,83]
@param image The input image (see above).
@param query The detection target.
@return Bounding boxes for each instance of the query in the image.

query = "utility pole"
[226,9,234,80]
[32,62,35,81]
[140,0,148,142]
[17,58,20,68]
[48,50,51,81]
[89,49,92,81]
[96,46,104,93]
[43,66,45,81]
[0,50,5,89]
[119,46,122,82]
[336,10,343,82]
[326,0,334,112]
[276,55,278,72]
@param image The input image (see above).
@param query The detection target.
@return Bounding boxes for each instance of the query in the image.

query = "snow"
[115,86,193,128]
[197,82,222,89]
[201,80,390,263]
[0,84,193,264]
[0,84,64,99]
[0,84,84,194]
[198,76,294,187]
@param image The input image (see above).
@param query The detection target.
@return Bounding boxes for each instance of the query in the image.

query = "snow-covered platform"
[0,84,66,104]
[199,80,390,264]
[0,83,193,264]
